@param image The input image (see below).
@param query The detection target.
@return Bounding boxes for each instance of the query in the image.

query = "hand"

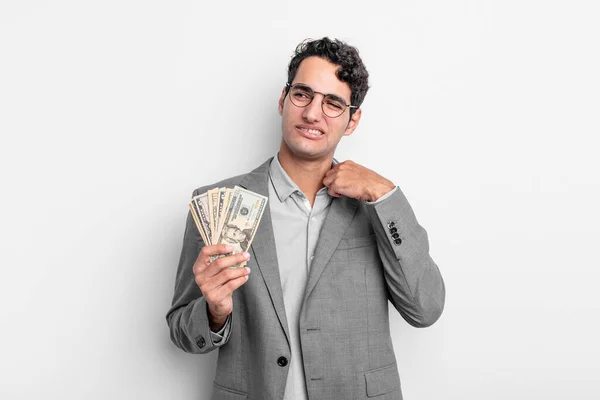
[323,160,395,202]
[192,244,251,331]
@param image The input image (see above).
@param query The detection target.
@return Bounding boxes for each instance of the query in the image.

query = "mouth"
[296,126,324,138]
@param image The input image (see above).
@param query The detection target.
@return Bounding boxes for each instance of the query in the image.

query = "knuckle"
[199,251,210,261]
[197,261,207,275]
[227,277,243,290]
[213,257,227,269]
[222,268,237,280]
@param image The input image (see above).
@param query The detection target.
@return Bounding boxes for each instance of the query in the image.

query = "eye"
[293,90,311,99]
[325,100,344,110]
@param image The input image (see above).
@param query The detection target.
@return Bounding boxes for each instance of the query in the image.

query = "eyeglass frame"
[284,82,358,118]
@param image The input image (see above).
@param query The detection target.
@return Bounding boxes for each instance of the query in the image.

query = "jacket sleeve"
[365,187,446,328]
[165,191,232,354]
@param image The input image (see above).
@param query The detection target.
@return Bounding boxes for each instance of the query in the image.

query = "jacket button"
[392,233,400,239]
[389,227,397,234]
[387,221,395,229]
[196,336,206,348]
[394,238,402,245]
[277,356,288,367]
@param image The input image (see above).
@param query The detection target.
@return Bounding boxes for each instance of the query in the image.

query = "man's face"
[278,56,361,162]
[224,226,246,243]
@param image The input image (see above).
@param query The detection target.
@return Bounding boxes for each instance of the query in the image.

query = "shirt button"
[389,227,397,234]
[277,356,288,367]
[392,233,400,239]
[387,221,395,229]
[394,238,402,245]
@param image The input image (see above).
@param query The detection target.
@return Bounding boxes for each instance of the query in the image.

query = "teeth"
[301,127,323,135]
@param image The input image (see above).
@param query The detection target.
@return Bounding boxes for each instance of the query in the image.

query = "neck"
[278,144,333,205]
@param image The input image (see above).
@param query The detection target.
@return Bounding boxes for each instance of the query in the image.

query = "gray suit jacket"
[167,158,445,400]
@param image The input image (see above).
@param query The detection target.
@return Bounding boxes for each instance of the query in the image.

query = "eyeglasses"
[285,83,357,118]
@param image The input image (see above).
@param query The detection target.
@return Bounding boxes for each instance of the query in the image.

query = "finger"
[194,244,234,271]
[335,161,350,170]
[323,174,333,187]
[201,244,235,258]
[203,266,251,295]
[328,162,342,171]
[206,251,251,277]
[212,273,250,300]
[326,176,346,195]
[327,187,343,198]
[329,163,344,174]
[323,168,340,187]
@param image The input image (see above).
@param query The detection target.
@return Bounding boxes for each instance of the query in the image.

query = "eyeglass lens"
[289,85,347,117]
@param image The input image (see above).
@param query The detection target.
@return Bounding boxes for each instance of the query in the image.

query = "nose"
[302,94,323,122]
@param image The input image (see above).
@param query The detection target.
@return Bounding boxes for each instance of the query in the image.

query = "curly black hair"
[286,37,370,117]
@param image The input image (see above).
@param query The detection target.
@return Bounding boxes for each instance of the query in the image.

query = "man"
[167,37,445,400]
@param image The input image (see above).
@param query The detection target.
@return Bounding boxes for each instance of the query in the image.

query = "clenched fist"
[323,160,395,202]
[193,244,251,331]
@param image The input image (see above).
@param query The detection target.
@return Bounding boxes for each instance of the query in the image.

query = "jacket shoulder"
[190,157,273,196]
[191,173,246,196]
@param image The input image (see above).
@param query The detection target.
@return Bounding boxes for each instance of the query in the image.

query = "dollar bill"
[214,188,227,243]
[214,186,268,267]
[207,189,218,243]
[189,186,267,267]
[215,188,233,243]
[194,193,212,245]
[189,201,209,245]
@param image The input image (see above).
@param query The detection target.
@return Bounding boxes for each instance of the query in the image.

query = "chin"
[282,133,335,161]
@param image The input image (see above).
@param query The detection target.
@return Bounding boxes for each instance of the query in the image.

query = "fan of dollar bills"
[189,186,268,266]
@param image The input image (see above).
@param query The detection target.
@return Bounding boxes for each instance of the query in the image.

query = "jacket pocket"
[364,364,401,398]
[212,382,247,400]
[337,234,377,249]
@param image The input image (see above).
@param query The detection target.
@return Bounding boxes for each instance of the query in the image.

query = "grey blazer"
[167,158,445,400]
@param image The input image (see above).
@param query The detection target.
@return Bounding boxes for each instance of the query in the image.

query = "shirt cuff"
[210,314,231,345]
[365,186,398,205]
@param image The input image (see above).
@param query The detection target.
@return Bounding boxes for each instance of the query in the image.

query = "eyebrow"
[325,93,346,104]
[294,83,348,104]
[293,83,312,91]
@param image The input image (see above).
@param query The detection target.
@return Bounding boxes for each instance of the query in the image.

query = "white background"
[1,1,599,399]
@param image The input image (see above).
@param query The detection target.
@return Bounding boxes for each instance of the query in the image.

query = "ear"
[343,108,362,136]
[278,87,287,116]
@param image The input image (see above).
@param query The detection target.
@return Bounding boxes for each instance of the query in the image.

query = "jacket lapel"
[239,158,290,347]
[303,195,358,303]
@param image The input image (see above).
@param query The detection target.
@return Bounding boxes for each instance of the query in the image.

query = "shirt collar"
[268,154,338,203]
[269,154,303,202]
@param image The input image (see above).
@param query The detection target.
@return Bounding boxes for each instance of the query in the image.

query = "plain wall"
[1,1,599,399]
